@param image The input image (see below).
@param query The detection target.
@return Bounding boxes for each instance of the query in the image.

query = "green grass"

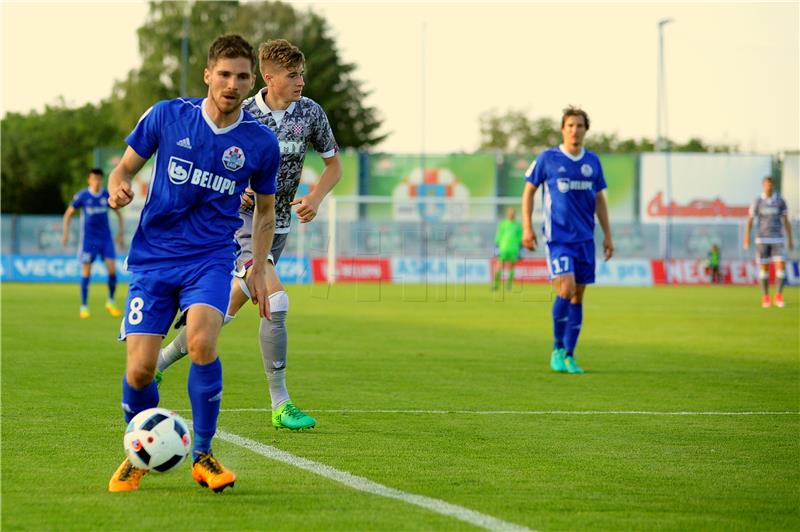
[2,282,799,530]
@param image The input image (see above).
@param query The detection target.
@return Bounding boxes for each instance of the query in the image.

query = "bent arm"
[62,206,76,244]
[108,147,147,209]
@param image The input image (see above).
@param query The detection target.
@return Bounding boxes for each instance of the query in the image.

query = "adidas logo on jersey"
[558,166,567,173]
[177,137,193,149]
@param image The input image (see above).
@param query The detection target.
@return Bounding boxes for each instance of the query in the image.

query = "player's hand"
[290,195,320,223]
[522,228,537,251]
[109,181,134,209]
[603,235,614,261]
[247,267,272,320]
[240,187,255,210]
[742,239,750,250]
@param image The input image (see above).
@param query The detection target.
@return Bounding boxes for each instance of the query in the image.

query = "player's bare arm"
[61,206,76,246]
[248,192,276,319]
[521,181,538,251]
[114,209,125,247]
[596,190,614,261]
[783,214,794,250]
[108,147,147,209]
[743,216,754,249]
[290,154,342,223]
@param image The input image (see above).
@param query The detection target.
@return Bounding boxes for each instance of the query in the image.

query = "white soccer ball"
[123,408,191,472]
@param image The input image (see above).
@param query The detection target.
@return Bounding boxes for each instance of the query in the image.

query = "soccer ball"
[123,408,191,472]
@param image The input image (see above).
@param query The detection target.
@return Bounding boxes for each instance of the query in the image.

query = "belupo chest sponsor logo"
[167,156,237,195]
[556,177,593,193]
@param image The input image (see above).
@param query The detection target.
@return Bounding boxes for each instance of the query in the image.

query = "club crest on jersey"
[168,156,194,185]
[557,178,570,193]
[581,164,593,177]
[222,146,245,172]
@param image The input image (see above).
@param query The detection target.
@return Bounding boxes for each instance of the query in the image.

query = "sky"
[2,1,798,154]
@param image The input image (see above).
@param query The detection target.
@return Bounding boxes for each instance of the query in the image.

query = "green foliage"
[110,1,385,148]
[1,101,118,214]
[479,109,737,154]
[2,284,799,529]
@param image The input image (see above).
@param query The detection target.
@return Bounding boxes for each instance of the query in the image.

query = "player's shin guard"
[552,296,570,349]
[80,276,90,306]
[108,274,117,300]
[564,303,583,356]
[776,269,786,294]
[121,377,159,423]
[259,291,290,409]
[188,358,222,459]
[759,269,770,295]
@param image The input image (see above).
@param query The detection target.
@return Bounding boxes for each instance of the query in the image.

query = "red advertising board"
[311,257,392,282]
[492,258,550,284]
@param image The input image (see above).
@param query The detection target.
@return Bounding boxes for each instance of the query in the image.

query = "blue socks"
[121,377,159,423]
[564,303,583,357]
[108,274,117,300]
[80,276,90,306]
[552,296,570,349]
[188,357,222,460]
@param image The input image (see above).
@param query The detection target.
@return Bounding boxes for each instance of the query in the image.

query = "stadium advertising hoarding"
[640,153,772,223]
[0,256,131,283]
[651,259,800,285]
[391,257,490,284]
[366,154,496,221]
[782,154,800,221]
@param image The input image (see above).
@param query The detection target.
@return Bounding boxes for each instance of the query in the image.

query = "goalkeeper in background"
[493,207,523,290]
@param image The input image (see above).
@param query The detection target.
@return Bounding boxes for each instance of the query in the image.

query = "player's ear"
[203,68,211,87]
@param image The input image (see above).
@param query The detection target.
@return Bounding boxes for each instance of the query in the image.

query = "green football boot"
[272,402,316,430]
[550,348,567,373]
[564,356,585,374]
[154,369,164,388]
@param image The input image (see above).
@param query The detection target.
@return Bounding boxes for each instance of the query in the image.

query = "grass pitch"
[2,282,798,530]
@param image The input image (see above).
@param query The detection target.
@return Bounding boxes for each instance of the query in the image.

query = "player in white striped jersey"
[157,39,342,430]
[743,176,794,308]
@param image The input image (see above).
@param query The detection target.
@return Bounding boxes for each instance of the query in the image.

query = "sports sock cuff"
[758,270,769,280]
[269,291,289,312]
[191,357,222,374]
[224,314,236,325]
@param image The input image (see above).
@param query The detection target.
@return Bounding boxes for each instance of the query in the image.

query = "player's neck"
[203,98,242,129]
[263,89,291,111]
[561,143,583,157]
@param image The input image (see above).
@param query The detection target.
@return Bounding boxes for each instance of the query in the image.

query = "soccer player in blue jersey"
[61,168,124,318]
[743,176,794,308]
[521,106,613,374]
[106,34,280,493]
[156,39,341,431]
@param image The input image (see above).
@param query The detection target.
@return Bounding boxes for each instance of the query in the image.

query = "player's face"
[561,115,587,148]
[762,179,774,196]
[266,64,305,103]
[88,173,103,192]
[204,57,255,116]
[506,207,516,220]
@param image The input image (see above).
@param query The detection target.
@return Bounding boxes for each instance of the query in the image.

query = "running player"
[493,207,523,291]
[61,168,124,318]
[743,176,794,308]
[156,39,341,431]
[522,106,613,374]
[106,34,280,493]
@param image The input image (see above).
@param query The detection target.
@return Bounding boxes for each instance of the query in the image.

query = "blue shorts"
[546,241,596,285]
[79,236,116,263]
[118,259,233,339]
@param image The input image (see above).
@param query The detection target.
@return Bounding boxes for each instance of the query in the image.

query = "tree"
[110,1,385,148]
[1,101,118,214]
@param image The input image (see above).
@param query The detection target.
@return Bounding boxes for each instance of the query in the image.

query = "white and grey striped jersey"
[749,193,788,244]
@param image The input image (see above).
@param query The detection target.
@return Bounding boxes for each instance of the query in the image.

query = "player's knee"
[776,268,786,279]
[187,332,216,363]
[269,290,289,313]
[758,269,769,280]
[126,365,156,388]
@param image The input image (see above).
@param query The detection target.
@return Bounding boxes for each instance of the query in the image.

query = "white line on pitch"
[209,409,800,416]
[215,429,533,532]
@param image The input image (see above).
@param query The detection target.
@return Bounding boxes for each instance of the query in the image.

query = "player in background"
[521,106,613,374]
[707,244,721,284]
[743,176,794,308]
[106,34,280,493]
[62,168,124,318]
[493,207,523,291]
[156,39,341,431]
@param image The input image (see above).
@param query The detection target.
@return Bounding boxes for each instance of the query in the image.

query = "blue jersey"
[125,98,280,270]
[70,188,113,243]
[525,146,607,244]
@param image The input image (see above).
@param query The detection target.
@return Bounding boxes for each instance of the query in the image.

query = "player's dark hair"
[259,39,305,71]
[763,176,774,183]
[207,34,256,72]
[89,168,103,176]
[561,106,590,130]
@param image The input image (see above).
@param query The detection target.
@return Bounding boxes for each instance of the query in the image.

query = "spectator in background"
[61,168,124,318]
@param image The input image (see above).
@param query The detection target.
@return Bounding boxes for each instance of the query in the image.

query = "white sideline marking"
[211,409,800,416]
[215,429,533,532]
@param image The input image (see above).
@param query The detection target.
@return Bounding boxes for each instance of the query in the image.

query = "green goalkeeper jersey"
[496,219,522,255]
